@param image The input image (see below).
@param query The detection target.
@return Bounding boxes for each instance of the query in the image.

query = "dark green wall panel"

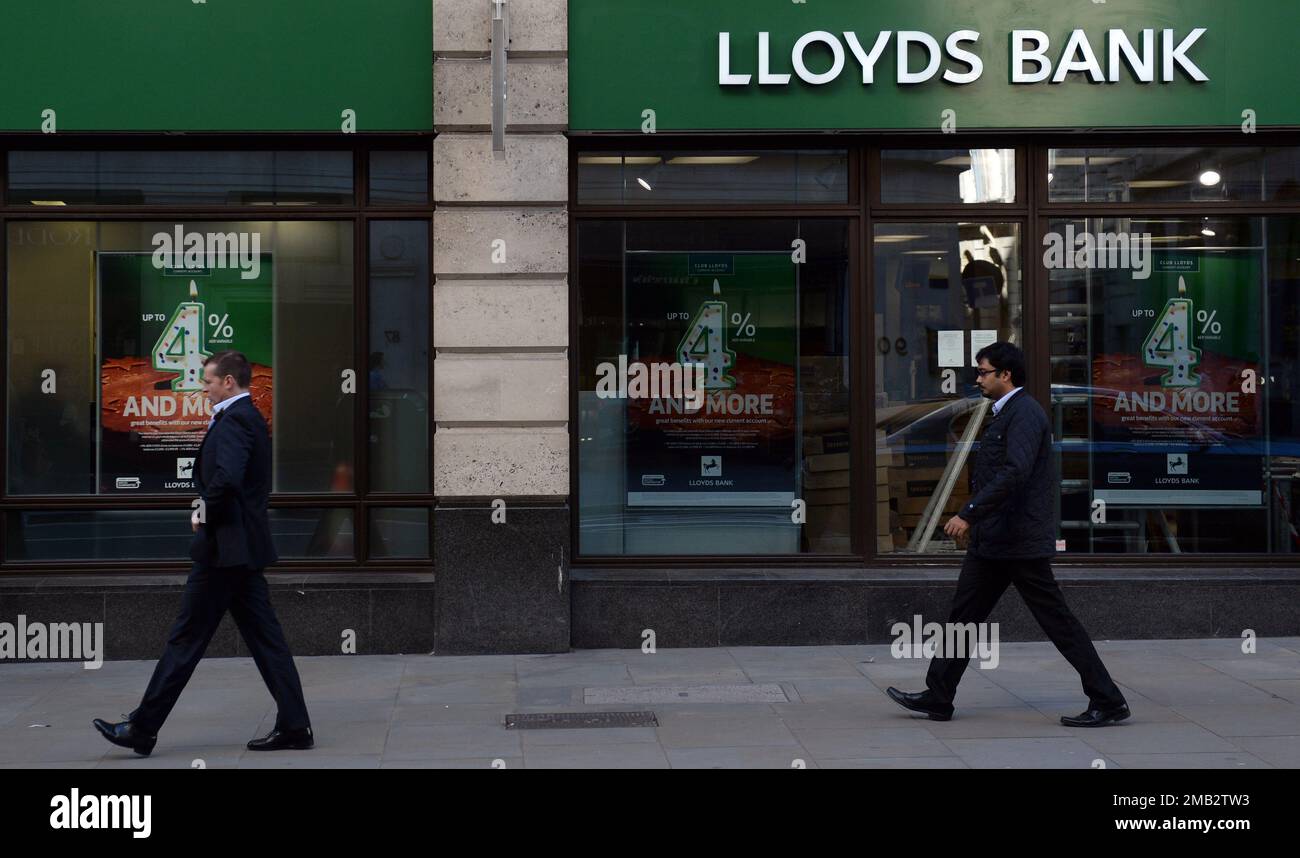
[0,0,431,131]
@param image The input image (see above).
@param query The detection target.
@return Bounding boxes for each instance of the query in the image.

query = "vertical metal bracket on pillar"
[491,0,509,155]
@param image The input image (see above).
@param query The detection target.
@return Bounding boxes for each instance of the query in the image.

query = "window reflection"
[1048,147,1300,203]
[576,219,851,555]
[5,221,355,496]
[577,150,849,205]
[1048,215,1300,553]
[8,151,353,206]
[881,149,1016,204]
[874,223,1024,554]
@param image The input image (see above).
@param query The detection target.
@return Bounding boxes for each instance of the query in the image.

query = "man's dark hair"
[975,341,1026,386]
[204,350,252,388]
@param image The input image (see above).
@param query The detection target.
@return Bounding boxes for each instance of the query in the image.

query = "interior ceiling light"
[1046,156,1128,167]
[665,156,761,165]
[873,235,926,244]
[636,177,653,191]
[30,200,66,206]
[1127,180,1190,189]
[577,155,663,166]
[933,150,1017,167]
[1199,169,1222,186]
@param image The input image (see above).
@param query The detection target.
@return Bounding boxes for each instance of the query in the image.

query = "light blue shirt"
[208,391,250,427]
[992,386,1023,416]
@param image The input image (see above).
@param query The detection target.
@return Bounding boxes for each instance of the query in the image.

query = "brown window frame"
[569,131,1300,570]
[0,134,436,575]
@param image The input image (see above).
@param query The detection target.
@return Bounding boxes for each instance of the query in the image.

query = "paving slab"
[792,727,951,759]
[1106,752,1273,769]
[523,744,671,769]
[667,746,817,769]
[585,683,789,705]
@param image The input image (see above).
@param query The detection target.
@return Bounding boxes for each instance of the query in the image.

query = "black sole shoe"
[246,728,314,751]
[92,718,157,756]
[886,687,954,722]
[1061,704,1131,728]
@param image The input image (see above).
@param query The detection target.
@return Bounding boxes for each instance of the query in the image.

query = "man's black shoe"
[92,717,157,756]
[247,726,314,751]
[886,687,954,722]
[1061,703,1131,728]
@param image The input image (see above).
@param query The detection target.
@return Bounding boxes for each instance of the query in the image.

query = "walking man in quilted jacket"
[886,341,1130,727]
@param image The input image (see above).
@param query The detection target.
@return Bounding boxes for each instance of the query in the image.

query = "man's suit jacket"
[190,395,278,571]
[959,388,1058,559]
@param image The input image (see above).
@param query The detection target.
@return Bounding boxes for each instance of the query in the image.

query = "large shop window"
[6,220,355,498]
[1048,215,1300,554]
[576,219,851,555]
[873,223,1024,554]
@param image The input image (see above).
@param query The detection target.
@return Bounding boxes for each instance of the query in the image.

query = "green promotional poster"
[98,251,273,494]
[623,252,798,507]
[1091,251,1263,507]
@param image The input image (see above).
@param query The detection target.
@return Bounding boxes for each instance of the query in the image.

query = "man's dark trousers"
[129,562,310,735]
[925,553,1126,710]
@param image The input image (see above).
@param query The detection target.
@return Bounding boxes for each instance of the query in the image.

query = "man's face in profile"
[976,358,1013,400]
[201,363,236,408]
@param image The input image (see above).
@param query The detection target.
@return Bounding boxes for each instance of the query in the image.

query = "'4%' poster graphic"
[1091,252,1264,507]
[624,252,798,507]
[98,253,273,494]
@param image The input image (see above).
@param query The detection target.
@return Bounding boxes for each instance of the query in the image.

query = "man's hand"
[191,508,202,533]
[943,515,970,540]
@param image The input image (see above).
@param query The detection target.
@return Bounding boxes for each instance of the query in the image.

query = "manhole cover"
[503,711,659,729]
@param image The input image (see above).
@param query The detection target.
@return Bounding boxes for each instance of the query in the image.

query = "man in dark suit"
[887,342,1130,728]
[95,351,313,755]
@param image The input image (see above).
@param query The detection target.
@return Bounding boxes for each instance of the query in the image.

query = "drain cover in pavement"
[584,684,791,705]
[504,711,659,729]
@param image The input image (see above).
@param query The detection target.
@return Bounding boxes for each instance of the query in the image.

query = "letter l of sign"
[719,33,752,85]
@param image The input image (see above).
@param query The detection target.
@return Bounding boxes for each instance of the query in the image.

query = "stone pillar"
[432,0,570,654]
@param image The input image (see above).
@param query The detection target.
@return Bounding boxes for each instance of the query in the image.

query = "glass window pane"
[873,222,1024,555]
[576,150,849,205]
[369,151,429,205]
[1048,215,1300,554]
[7,151,353,206]
[881,149,1016,204]
[269,508,355,559]
[368,221,430,493]
[7,220,355,495]
[576,219,851,555]
[368,507,430,559]
[4,507,357,561]
[1048,147,1300,203]
[5,509,191,561]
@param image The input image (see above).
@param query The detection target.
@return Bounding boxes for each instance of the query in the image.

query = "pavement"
[3,637,1300,769]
